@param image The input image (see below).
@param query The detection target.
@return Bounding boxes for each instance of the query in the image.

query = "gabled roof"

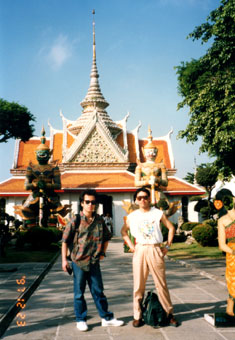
[64,110,128,163]
[166,176,205,195]
[0,177,27,196]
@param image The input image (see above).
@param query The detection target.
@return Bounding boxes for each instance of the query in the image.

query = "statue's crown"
[36,127,50,151]
[144,126,157,149]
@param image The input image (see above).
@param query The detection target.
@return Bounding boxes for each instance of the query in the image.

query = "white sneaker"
[76,321,88,331]
[101,318,124,327]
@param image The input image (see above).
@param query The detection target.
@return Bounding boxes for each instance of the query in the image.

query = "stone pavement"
[1,237,235,339]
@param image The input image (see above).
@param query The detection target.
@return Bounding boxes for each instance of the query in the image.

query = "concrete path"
[1,237,235,339]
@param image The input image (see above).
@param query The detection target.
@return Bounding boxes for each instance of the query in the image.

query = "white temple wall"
[165,196,181,225]
[5,197,23,218]
[188,201,200,222]
[60,193,79,217]
[112,192,133,236]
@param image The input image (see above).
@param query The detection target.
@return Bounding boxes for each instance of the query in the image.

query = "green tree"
[175,0,235,179]
[0,99,35,143]
[183,172,195,184]
[194,163,218,219]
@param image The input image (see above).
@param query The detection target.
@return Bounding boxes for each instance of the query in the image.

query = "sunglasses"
[136,195,149,201]
[84,200,96,205]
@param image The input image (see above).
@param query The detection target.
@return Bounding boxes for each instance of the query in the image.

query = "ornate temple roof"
[8,129,172,171]
[68,11,121,137]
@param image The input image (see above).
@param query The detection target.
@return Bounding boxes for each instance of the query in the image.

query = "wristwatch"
[100,251,106,257]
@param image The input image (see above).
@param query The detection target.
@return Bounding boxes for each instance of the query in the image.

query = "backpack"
[67,214,80,260]
[142,290,167,328]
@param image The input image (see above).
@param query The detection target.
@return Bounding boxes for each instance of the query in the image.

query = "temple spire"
[71,10,121,137]
[92,9,96,60]
[80,9,109,110]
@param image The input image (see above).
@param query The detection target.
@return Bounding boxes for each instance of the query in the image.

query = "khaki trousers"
[133,243,173,320]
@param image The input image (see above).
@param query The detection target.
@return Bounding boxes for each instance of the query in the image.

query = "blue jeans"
[72,261,114,322]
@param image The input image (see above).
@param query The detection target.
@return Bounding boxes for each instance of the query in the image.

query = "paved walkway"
[1,237,235,339]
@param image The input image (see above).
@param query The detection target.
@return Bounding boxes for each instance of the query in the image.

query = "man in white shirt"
[121,187,179,328]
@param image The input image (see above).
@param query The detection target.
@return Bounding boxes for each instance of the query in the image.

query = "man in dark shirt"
[62,189,124,332]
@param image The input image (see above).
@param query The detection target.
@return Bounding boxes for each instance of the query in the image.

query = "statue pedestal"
[204,313,235,327]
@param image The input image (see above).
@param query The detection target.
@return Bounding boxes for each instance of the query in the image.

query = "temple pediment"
[63,111,128,164]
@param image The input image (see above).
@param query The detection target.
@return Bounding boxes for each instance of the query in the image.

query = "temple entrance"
[182,196,189,222]
[0,198,6,224]
[96,194,114,234]
[97,194,113,217]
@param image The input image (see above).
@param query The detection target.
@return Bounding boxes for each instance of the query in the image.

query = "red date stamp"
[16,276,26,326]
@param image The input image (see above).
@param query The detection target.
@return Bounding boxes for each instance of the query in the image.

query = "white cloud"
[47,34,72,70]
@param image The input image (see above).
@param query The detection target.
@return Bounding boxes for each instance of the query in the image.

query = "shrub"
[181,222,199,231]
[48,227,63,242]
[189,196,203,202]
[161,223,181,242]
[192,223,217,247]
[173,233,187,243]
[203,219,217,228]
[200,206,211,220]
[24,227,55,249]
[15,230,27,248]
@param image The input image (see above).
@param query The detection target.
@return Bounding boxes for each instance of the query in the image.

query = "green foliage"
[48,227,63,242]
[0,246,59,263]
[221,195,233,211]
[203,219,217,228]
[192,223,217,247]
[15,230,27,249]
[23,227,55,249]
[181,222,199,231]
[189,196,204,202]
[156,199,169,211]
[195,164,218,190]
[0,98,35,143]
[175,0,235,179]
[15,227,62,249]
[200,206,214,220]
[161,223,180,242]
[194,163,218,219]
[183,172,195,184]
[168,242,224,259]
[194,200,216,220]
[194,199,208,212]
[173,233,187,243]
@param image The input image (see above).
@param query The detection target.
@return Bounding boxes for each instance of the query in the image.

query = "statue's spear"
[39,189,43,227]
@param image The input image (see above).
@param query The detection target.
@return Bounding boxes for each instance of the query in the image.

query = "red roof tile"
[0,173,204,196]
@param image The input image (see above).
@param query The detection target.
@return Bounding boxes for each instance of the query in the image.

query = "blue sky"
[0,0,221,182]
